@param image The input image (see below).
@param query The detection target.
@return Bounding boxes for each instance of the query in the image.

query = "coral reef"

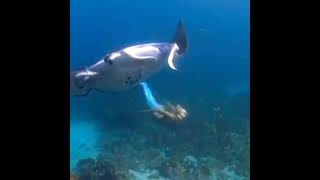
[72,124,249,179]
[74,158,121,180]
[129,169,167,180]
[72,94,250,180]
[70,173,79,180]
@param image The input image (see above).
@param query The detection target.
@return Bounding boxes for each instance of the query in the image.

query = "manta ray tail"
[172,19,188,55]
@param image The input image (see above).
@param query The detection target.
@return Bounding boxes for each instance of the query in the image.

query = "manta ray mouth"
[168,43,179,71]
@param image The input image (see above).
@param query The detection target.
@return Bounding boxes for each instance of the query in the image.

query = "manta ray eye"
[108,59,113,65]
[103,54,113,65]
[103,57,113,65]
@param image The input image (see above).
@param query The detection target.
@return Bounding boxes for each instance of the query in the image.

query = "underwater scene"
[70,0,250,179]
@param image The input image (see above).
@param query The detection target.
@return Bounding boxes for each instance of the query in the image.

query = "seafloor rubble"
[71,94,250,180]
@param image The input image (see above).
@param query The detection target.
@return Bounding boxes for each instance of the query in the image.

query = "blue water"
[139,82,163,110]
[71,0,250,179]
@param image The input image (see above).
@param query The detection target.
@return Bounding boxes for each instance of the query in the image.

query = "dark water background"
[70,0,250,179]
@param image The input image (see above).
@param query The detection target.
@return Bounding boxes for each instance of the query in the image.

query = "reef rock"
[129,169,167,180]
[76,158,119,180]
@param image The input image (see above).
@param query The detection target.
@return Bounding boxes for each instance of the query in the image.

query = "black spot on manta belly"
[125,70,142,86]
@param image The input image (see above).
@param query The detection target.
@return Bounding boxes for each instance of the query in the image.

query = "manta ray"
[70,19,188,98]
